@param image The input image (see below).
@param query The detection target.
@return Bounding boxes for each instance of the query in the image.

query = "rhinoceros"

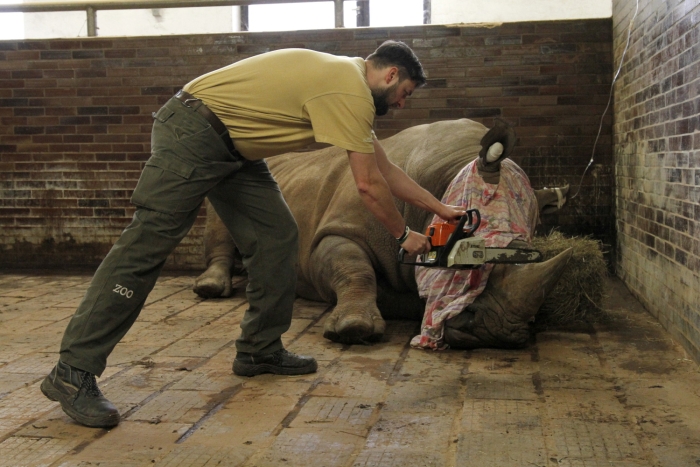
[193,119,572,349]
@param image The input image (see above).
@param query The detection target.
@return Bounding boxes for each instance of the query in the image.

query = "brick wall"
[613,0,700,360]
[0,20,613,270]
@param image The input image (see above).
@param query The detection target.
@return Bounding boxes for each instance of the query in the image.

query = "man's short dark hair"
[366,40,427,87]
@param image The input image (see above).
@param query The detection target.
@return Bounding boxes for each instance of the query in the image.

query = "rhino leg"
[444,248,573,349]
[193,200,243,298]
[535,185,570,214]
[309,235,385,345]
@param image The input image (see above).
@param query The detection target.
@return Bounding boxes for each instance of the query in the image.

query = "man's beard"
[371,82,398,116]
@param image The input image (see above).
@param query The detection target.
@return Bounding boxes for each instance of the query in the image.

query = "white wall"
[249,2,339,31]
[370,0,424,27]
[0,12,24,39]
[23,11,88,38]
[97,7,237,37]
[22,6,240,39]
[247,0,425,31]
[432,0,611,24]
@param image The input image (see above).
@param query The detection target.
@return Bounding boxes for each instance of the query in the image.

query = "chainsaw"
[398,209,542,269]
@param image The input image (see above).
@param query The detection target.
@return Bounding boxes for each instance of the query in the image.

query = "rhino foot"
[193,261,232,298]
[323,305,386,345]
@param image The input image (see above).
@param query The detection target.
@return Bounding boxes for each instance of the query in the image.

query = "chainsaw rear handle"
[397,209,481,265]
[397,239,428,265]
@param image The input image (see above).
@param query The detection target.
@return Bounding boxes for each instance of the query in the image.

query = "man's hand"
[399,205,464,256]
[438,204,466,224]
[399,230,432,256]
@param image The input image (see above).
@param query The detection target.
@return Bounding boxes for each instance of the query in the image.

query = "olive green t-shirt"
[183,49,376,160]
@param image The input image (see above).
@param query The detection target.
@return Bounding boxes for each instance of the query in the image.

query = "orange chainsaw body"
[425,222,457,247]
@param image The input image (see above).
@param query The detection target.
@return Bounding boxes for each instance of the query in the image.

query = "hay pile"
[531,231,608,327]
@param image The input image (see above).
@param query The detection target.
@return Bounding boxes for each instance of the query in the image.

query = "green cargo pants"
[59,96,299,376]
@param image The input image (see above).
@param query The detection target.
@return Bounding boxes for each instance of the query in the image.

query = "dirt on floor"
[0,272,699,467]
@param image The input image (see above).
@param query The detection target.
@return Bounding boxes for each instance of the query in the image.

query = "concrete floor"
[0,272,699,467]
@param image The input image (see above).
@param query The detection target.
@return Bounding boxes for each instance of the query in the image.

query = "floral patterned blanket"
[411,159,538,349]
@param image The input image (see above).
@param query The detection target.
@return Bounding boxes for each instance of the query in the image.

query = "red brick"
[5,50,41,61]
[1,19,614,270]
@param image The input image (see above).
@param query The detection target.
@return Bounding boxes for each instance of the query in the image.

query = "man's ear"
[385,66,399,85]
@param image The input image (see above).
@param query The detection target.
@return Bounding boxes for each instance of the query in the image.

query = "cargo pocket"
[176,123,233,163]
[131,153,197,215]
[152,107,175,123]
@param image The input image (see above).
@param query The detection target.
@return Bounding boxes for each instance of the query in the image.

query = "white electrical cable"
[570,0,640,199]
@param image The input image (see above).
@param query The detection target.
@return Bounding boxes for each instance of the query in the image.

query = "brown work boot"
[41,360,120,428]
[233,348,317,377]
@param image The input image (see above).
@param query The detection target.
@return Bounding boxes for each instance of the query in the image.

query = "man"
[40,41,465,428]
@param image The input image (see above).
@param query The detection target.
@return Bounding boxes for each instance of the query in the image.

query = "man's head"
[366,41,426,116]
[366,41,427,86]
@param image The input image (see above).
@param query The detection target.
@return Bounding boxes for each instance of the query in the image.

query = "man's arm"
[371,136,464,222]
[346,150,431,255]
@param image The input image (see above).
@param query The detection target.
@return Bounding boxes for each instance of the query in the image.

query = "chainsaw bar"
[446,237,542,268]
[398,209,543,270]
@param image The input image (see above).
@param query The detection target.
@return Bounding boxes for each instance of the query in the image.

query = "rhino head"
[442,248,573,349]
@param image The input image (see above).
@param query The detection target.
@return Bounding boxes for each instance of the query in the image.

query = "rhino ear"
[483,247,573,322]
[536,185,570,214]
[478,118,516,165]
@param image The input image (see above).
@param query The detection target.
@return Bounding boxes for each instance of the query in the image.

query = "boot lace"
[81,373,104,397]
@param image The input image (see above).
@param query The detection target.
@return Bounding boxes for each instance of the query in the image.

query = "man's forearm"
[347,150,407,239]
[372,137,444,215]
[347,148,440,256]
[372,138,465,223]
[382,164,444,213]
[356,182,406,239]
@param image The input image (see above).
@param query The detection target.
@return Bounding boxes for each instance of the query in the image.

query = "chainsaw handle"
[462,209,481,237]
[398,247,406,264]
[447,209,480,243]
[398,210,481,266]
[397,236,432,265]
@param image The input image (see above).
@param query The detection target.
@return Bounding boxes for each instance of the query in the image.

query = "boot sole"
[232,360,317,377]
[40,377,120,428]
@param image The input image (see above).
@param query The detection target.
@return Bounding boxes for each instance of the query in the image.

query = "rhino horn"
[485,247,573,321]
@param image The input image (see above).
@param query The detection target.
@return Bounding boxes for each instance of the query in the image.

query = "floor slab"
[0,272,698,466]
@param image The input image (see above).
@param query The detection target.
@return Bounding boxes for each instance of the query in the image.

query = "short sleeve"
[304,94,375,154]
